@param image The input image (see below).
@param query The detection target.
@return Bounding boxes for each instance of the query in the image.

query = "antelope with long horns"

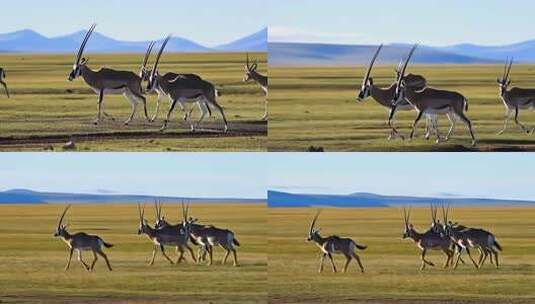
[244,53,268,120]
[0,68,10,98]
[356,45,444,141]
[147,35,228,132]
[306,210,367,273]
[53,204,113,272]
[392,44,476,146]
[401,207,453,270]
[68,24,150,125]
[496,58,535,135]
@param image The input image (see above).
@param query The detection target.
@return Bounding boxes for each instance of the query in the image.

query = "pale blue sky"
[268,153,535,201]
[268,0,535,46]
[0,153,266,198]
[1,0,267,46]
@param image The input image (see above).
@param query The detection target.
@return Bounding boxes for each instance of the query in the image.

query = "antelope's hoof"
[93,120,99,125]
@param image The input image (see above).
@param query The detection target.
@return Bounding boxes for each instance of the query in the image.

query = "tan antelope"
[441,205,502,269]
[0,67,10,98]
[147,35,228,132]
[68,24,150,125]
[244,53,268,120]
[306,210,366,273]
[53,204,113,272]
[392,44,476,146]
[401,207,453,270]
[187,207,241,266]
[496,58,535,135]
[137,203,196,265]
[357,45,445,141]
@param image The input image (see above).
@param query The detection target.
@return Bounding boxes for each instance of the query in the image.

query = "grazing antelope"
[53,204,113,272]
[137,203,196,265]
[441,205,502,269]
[147,35,228,132]
[0,67,10,98]
[392,44,476,146]
[496,58,535,135]
[68,24,150,125]
[244,53,268,120]
[401,207,453,270]
[356,45,444,141]
[306,210,366,273]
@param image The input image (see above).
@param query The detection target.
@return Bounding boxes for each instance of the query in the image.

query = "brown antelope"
[0,67,10,98]
[147,35,228,132]
[392,44,476,146]
[357,45,447,141]
[68,24,150,125]
[401,207,453,270]
[244,53,268,120]
[53,204,113,272]
[187,207,240,266]
[306,210,366,273]
[137,203,196,265]
[496,58,535,135]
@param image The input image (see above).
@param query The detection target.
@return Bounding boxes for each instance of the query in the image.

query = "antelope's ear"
[80,58,88,65]
[409,224,414,229]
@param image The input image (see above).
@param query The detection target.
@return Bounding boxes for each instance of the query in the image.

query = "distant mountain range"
[0,28,267,53]
[269,41,535,66]
[0,189,264,204]
[268,190,535,208]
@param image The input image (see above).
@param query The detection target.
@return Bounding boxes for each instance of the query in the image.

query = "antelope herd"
[53,201,240,272]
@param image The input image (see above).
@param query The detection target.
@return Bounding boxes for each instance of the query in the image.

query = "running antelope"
[392,44,476,146]
[244,53,268,120]
[496,58,535,135]
[306,210,366,273]
[147,35,228,132]
[68,24,150,125]
[401,207,453,270]
[357,44,443,141]
[441,205,502,269]
[0,67,10,98]
[53,204,113,272]
[137,203,196,265]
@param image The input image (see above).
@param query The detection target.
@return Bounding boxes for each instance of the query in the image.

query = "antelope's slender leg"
[493,249,499,268]
[497,109,512,135]
[97,249,112,271]
[77,250,90,271]
[150,92,163,122]
[94,89,104,125]
[186,245,197,263]
[232,249,239,267]
[222,250,230,265]
[465,248,480,269]
[410,110,425,140]
[457,112,476,146]
[319,253,326,273]
[442,248,451,268]
[123,92,138,125]
[161,98,179,131]
[352,252,365,273]
[445,113,457,141]
[453,247,465,269]
[0,80,9,98]
[342,254,351,273]
[208,245,214,266]
[327,253,337,273]
[131,90,149,122]
[262,98,268,121]
[513,106,531,133]
[205,95,228,132]
[420,249,427,270]
[149,245,157,265]
[65,248,74,271]
[387,106,404,140]
[175,246,184,264]
[90,250,98,271]
[159,245,174,264]
[194,99,209,131]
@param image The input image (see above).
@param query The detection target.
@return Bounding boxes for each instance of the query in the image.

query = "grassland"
[0,203,266,303]
[269,65,535,151]
[269,207,535,303]
[0,52,267,151]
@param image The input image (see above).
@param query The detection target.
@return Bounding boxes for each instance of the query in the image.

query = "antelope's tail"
[233,237,240,247]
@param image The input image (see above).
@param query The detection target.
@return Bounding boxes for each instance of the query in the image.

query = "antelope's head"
[137,203,149,235]
[392,44,418,106]
[139,41,155,82]
[244,53,258,82]
[147,35,171,92]
[180,201,192,235]
[54,204,71,238]
[497,58,513,95]
[441,204,454,237]
[357,44,382,101]
[69,24,95,81]
[153,200,170,229]
[307,210,322,242]
[0,69,5,81]
[401,207,413,239]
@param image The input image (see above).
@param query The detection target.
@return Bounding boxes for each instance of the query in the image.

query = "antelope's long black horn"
[75,23,96,65]
[362,44,383,86]
[151,35,171,79]
[57,204,71,228]
[142,41,155,69]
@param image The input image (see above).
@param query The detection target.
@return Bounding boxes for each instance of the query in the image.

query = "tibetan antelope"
[244,53,268,120]
[53,204,113,272]
[137,203,196,265]
[441,205,502,269]
[392,44,476,146]
[496,58,535,135]
[356,44,443,141]
[68,24,150,125]
[306,210,366,273]
[0,67,10,98]
[401,207,453,270]
[187,208,241,266]
[147,35,228,132]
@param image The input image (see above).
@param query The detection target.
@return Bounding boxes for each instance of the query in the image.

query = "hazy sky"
[268,153,535,201]
[1,0,267,46]
[0,153,266,198]
[268,0,535,46]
